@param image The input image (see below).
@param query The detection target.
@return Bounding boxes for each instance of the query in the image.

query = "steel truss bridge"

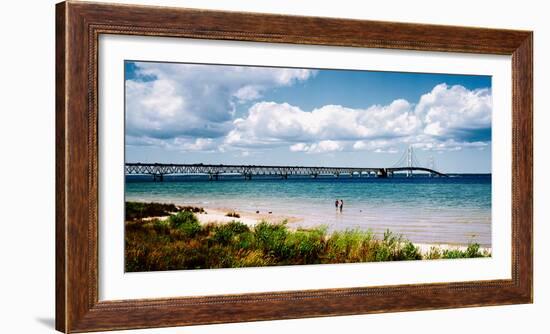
[125,163,447,181]
[125,147,447,181]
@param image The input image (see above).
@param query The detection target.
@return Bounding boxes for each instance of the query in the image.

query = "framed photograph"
[56,1,532,332]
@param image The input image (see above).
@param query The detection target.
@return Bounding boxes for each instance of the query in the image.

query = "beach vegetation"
[125,201,205,221]
[225,211,241,218]
[441,243,485,259]
[209,221,250,245]
[425,246,442,260]
[424,243,486,259]
[169,211,201,237]
[125,202,491,272]
[125,201,179,220]
[180,206,206,213]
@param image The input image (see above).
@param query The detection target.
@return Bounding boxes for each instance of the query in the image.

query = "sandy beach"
[194,207,303,227]
[143,205,302,227]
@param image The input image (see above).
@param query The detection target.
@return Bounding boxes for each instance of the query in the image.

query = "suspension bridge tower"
[406,145,413,177]
[427,155,435,177]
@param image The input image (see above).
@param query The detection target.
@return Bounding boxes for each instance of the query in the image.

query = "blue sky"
[125,61,492,173]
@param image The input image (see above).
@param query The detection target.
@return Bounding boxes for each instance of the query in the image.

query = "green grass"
[169,211,201,237]
[426,243,488,259]
[125,201,205,220]
[125,202,179,220]
[124,202,491,272]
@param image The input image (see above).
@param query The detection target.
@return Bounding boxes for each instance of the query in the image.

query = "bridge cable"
[391,148,408,168]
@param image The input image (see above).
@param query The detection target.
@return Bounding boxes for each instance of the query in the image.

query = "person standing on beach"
[339,199,344,212]
[335,199,340,212]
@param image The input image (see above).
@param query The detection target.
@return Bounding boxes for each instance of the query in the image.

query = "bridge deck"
[125,163,447,179]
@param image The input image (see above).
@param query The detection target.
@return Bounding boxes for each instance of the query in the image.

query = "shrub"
[125,201,179,220]
[325,229,373,262]
[254,222,289,259]
[442,249,464,259]
[373,230,401,261]
[371,231,421,261]
[169,211,201,237]
[399,241,422,260]
[425,246,442,260]
[282,227,326,264]
[465,243,483,258]
[382,229,401,247]
[211,221,250,245]
[225,211,241,218]
[179,206,205,213]
[374,244,392,262]
[152,219,171,234]
[234,250,272,267]
[441,243,485,259]
[235,231,256,251]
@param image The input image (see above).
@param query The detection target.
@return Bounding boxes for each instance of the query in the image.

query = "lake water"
[125,174,492,247]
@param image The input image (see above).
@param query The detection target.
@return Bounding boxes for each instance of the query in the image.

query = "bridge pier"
[153,174,164,182]
[281,173,288,179]
[244,173,252,180]
[208,173,219,181]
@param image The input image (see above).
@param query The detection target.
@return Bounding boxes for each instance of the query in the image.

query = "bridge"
[125,146,448,181]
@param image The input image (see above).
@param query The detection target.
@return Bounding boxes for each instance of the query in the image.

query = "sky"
[125,61,492,173]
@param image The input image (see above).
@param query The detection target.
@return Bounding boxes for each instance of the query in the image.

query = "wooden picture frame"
[56,1,533,332]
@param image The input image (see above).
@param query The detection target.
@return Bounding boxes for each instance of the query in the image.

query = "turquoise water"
[125,175,491,247]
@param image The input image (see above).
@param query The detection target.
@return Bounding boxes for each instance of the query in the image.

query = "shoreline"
[196,207,303,227]
[125,201,492,271]
[142,206,301,227]
[138,202,492,253]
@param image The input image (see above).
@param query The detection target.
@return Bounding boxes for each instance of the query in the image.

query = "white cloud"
[126,80,184,133]
[308,141,344,153]
[290,140,343,153]
[126,63,491,155]
[413,139,489,152]
[126,135,168,147]
[353,139,399,153]
[224,84,491,153]
[289,143,309,152]
[225,99,420,147]
[233,85,262,102]
[176,138,217,152]
[126,62,317,146]
[126,135,219,152]
[415,83,492,137]
[374,148,399,154]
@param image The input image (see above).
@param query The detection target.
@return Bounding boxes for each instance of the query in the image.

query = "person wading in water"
[339,199,344,212]
[335,199,340,212]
